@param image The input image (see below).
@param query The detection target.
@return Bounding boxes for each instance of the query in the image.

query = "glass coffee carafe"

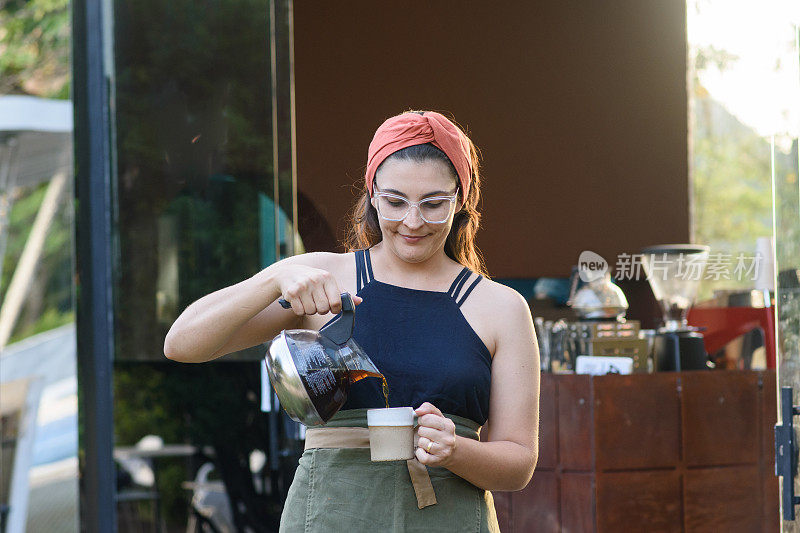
[263,293,384,426]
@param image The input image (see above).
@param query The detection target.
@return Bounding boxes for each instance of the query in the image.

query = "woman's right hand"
[273,263,362,316]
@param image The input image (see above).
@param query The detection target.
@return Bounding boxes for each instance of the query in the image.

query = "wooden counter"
[492,370,778,532]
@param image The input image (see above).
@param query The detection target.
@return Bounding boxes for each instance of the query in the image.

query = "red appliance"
[687,306,776,369]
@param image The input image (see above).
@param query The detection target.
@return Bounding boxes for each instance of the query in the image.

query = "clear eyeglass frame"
[373,189,458,224]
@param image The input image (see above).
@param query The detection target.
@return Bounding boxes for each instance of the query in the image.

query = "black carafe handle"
[278,293,355,346]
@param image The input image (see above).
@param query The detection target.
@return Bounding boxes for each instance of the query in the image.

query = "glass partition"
[687,0,796,303]
[767,14,799,531]
[688,1,797,526]
[110,0,300,529]
[112,0,299,362]
[773,21,800,527]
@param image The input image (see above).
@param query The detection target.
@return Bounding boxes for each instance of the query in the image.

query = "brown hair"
[343,113,489,278]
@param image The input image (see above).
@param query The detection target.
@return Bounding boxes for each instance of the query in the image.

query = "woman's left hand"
[414,402,457,467]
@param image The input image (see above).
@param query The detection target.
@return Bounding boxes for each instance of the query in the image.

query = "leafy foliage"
[0,0,71,97]
[2,181,74,343]
[690,83,798,299]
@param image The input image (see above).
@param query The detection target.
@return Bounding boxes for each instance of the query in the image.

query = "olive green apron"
[279,409,501,532]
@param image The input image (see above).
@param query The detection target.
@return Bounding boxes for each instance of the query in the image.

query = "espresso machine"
[641,244,710,371]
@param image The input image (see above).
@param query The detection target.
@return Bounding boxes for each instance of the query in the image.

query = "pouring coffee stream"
[264,293,389,426]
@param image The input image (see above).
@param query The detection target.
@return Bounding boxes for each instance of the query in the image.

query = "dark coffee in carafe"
[286,332,388,421]
[348,370,390,409]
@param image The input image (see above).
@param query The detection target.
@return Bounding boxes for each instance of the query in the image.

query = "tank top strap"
[355,249,373,292]
[364,247,375,281]
[455,274,484,307]
[447,267,472,298]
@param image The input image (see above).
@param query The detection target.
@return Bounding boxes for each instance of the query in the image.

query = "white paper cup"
[367,407,415,461]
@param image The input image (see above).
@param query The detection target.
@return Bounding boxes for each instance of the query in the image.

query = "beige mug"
[367,407,415,461]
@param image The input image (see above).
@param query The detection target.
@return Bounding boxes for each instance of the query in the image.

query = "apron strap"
[304,427,437,509]
[405,455,438,508]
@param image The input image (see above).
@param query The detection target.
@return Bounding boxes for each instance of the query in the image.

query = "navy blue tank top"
[333,248,492,426]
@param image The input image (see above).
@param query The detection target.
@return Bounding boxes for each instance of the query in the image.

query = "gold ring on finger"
[426,440,433,453]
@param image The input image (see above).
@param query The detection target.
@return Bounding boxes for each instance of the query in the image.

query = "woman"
[164,110,540,532]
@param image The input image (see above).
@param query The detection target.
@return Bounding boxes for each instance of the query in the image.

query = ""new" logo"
[578,250,608,282]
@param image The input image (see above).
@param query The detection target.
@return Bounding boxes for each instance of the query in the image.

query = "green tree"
[0,0,71,98]
[1,0,73,341]
[1,181,74,343]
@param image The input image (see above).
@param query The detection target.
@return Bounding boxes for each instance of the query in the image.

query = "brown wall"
[294,1,690,278]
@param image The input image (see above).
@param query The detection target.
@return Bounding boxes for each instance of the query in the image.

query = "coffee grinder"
[641,244,711,371]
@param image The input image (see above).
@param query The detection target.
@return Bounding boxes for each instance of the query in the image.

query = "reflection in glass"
[688,2,797,525]
[111,0,300,529]
[687,0,796,301]
[769,17,799,532]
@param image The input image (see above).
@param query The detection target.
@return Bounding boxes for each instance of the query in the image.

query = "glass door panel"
[773,20,800,532]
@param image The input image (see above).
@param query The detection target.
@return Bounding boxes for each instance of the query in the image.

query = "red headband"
[365,111,472,206]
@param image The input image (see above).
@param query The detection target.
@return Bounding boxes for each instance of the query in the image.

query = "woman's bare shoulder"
[473,279,536,364]
[476,279,532,326]
[280,250,356,289]
[476,277,529,310]
[281,251,351,270]
[459,276,532,356]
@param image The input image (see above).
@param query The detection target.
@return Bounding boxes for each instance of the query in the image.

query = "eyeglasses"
[373,186,458,224]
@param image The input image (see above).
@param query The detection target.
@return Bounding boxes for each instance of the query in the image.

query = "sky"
[687,0,800,144]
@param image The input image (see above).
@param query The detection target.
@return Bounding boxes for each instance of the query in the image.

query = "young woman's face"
[371,158,459,265]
